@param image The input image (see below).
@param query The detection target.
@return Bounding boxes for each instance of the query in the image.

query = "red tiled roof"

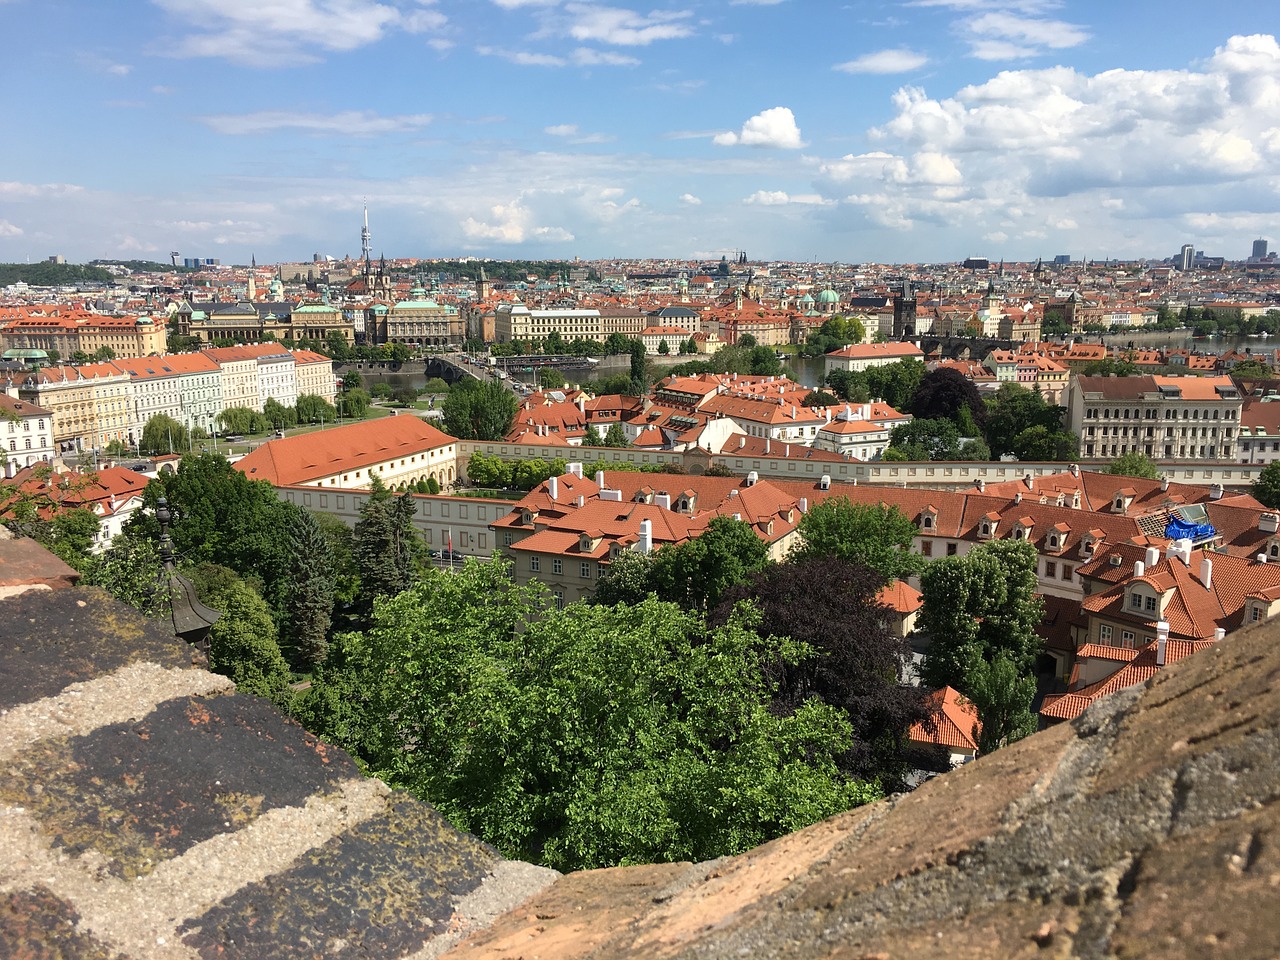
[233,416,455,486]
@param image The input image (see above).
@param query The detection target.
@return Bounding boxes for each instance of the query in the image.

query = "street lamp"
[155,497,221,652]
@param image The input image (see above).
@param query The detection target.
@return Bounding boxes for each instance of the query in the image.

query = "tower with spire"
[360,200,372,266]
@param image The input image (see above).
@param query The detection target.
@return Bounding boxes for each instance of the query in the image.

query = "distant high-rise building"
[1178,244,1195,271]
[361,200,372,265]
[1253,238,1269,261]
[1053,254,1071,265]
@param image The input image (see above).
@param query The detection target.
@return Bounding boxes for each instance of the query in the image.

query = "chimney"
[1160,475,1169,492]
[1145,546,1160,567]
[548,476,558,501]
[733,513,741,521]
[765,437,770,455]
[1209,482,1223,500]
[746,470,758,487]
[1179,538,1194,564]
[567,461,583,478]
[577,396,586,413]
[1069,462,1080,477]
[1155,621,1170,665]
[1214,627,1226,641]
[576,495,585,507]
[1134,561,1145,577]
[655,493,671,510]
[1014,492,1022,504]
[595,470,605,487]
[1261,513,1280,534]
[1200,556,1213,590]
[1258,553,1268,564]
[1024,473,1034,490]
[798,497,808,514]
[638,519,653,554]
[975,479,985,493]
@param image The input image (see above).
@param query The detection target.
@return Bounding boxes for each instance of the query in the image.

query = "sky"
[0,1,1276,267]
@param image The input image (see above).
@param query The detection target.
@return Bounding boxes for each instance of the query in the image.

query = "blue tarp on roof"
[1164,516,1216,542]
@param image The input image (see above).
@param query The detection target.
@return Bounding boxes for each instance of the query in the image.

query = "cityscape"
[3,1,1280,956]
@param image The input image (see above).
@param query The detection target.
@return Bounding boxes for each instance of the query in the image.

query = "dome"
[817,288,840,304]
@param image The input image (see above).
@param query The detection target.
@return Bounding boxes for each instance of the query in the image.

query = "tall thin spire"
[360,199,372,265]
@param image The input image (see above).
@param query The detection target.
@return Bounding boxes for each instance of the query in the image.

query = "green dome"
[817,288,840,303]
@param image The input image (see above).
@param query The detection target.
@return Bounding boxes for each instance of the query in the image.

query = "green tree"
[198,572,294,701]
[1253,461,1280,509]
[964,655,1038,753]
[340,387,371,419]
[387,342,413,363]
[353,481,423,608]
[538,367,566,390]
[1107,451,1161,480]
[983,383,1065,458]
[1081,357,1138,377]
[749,345,782,376]
[920,538,1043,721]
[789,498,921,584]
[825,369,870,403]
[629,338,649,390]
[443,379,519,440]
[592,550,657,606]
[263,397,298,431]
[582,424,604,447]
[127,453,302,603]
[296,394,337,425]
[657,339,670,355]
[278,511,337,671]
[602,422,630,448]
[886,418,963,461]
[81,533,166,615]
[802,389,841,408]
[715,557,927,786]
[865,358,926,409]
[649,516,770,611]
[217,406,269,436]
[341,369,362,391]
[140,414,190,455]
[319,561,877,871]
[466,450,511,488]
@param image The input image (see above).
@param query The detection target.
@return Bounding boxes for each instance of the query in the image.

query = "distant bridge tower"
[360,200,372,266]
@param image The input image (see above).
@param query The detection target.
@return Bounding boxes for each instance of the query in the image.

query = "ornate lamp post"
[155,497,221,652]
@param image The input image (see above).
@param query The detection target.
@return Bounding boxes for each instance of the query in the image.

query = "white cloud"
[477,45,566,66]
[152,0,448,65]
[964,11,1089,59]
[562,4,694,46]
[490,0,558,6]
[0,220,23,237]
[460,199,574,244]
[571,46,640,65]
[815,34,1280,252]
[543,122,615,142]
[679,193,702,205]
[199,110,432,136]
[834,48,928,74]
[714,106,805,148]
[0,181,85,199]
[744,190,832,206]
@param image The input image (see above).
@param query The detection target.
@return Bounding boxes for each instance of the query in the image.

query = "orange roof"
[909,687,981,752]
[233,416,455,486]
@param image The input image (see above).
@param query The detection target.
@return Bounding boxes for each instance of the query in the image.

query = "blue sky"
[0,1,1275,266]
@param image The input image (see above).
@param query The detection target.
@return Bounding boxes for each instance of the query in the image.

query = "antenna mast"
[360,199,372,264]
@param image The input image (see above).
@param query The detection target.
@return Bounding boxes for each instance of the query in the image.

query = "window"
[580,561,591,579]
[1252,606,1263,622]
[1100,624,1113,643]
[946,543,958,556]
[921,541,933,557]
[1062,564,1073,581]
[1045,561,1057,578]
[1144,595,1158,612]
[1130,592,1144,610]
[552,558,563,575]
[503,531,513,547]
[553,591,565,610]
[922,515,933,528]
[1121,630,1136,648]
